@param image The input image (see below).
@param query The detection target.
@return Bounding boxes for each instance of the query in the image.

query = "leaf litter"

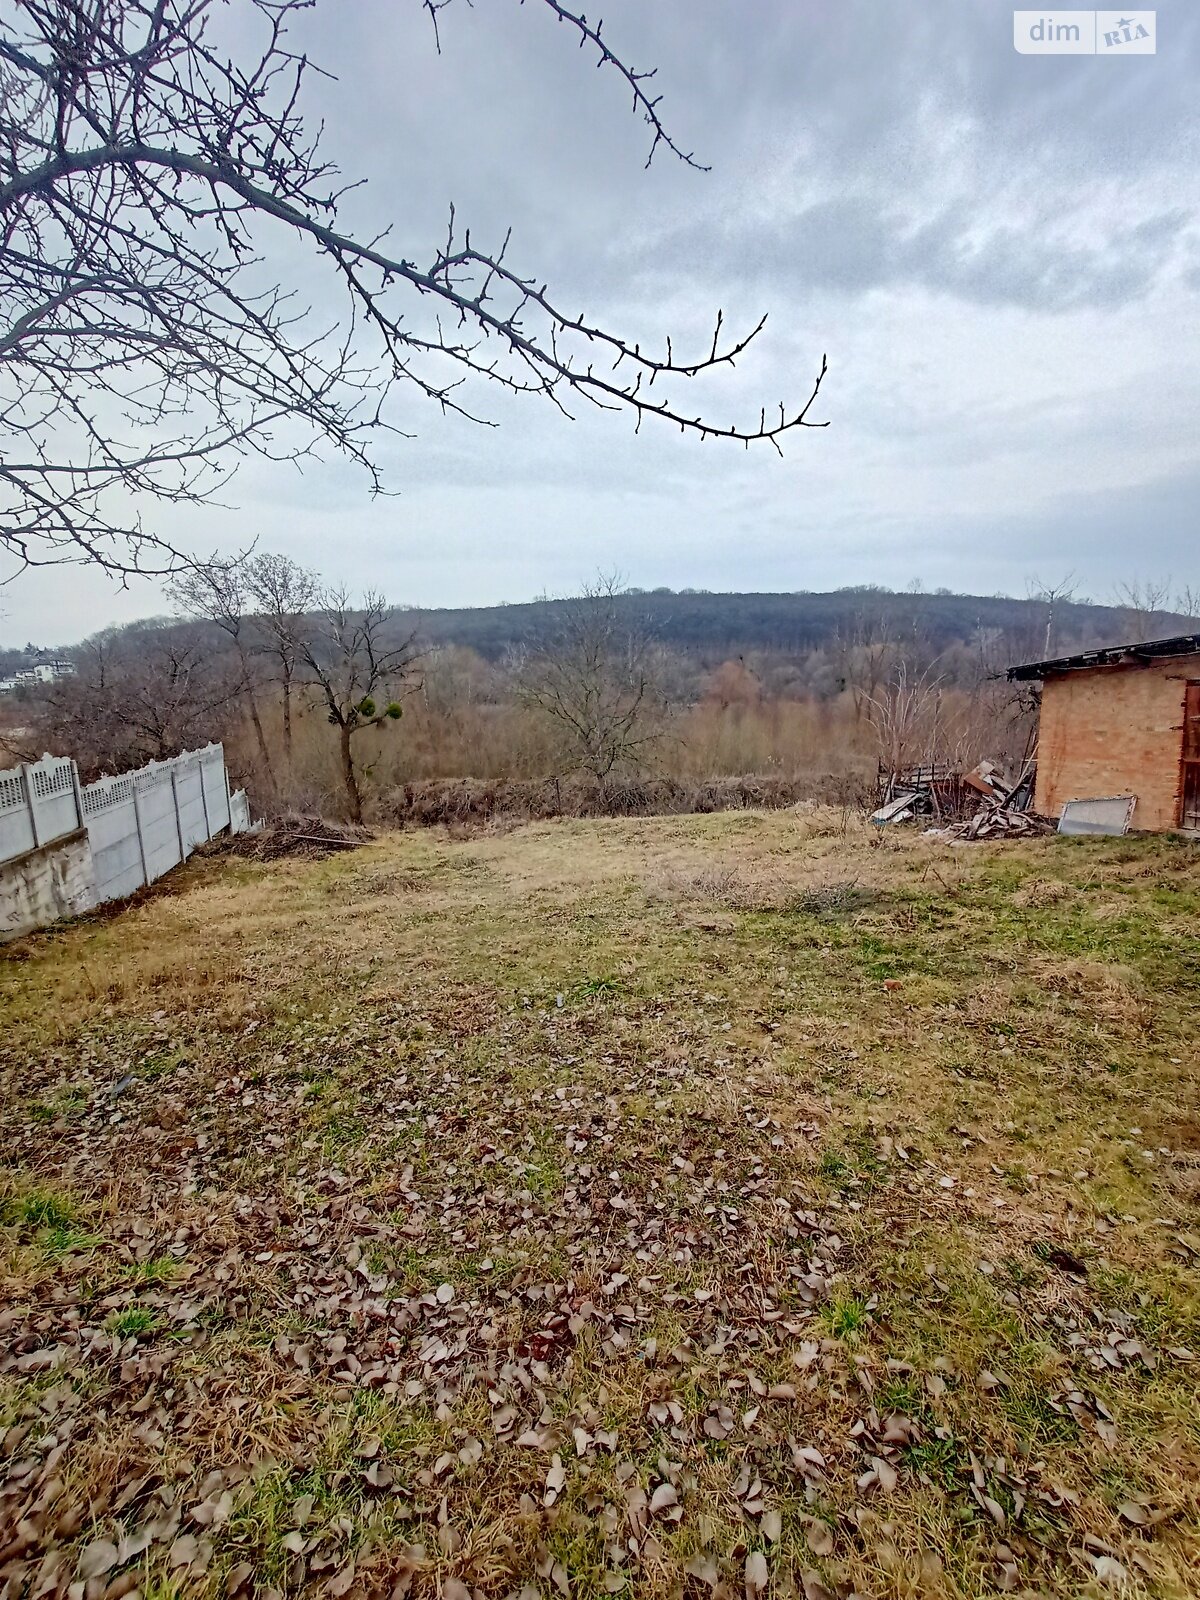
[2,812,1199,1596]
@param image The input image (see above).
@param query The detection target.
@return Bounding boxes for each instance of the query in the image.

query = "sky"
[5,0,1200,645]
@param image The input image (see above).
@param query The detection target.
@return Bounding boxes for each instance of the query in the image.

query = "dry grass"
[2,809,1199,1599]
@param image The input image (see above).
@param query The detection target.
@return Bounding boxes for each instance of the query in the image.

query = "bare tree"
[245,551,317,763]
[39,620,238,776]
[298,588,419,823]
[1113,578,1175,642]
[167,559,274,788]
[0,0,828,576]
[513,576,663,798]
[1025,574,1078,657]
[834,600,898,720]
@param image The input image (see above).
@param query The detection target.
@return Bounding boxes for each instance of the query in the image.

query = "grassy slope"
[1,811,1199,1599]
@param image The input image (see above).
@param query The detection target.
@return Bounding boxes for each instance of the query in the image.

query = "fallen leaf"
[77,1541,119,1580]
[806,1518,835,1556]
[649,1482,678,1514]
[169,1535,199,1568]
[686,1552,721,1587]
[544,1454,567,1507]
[1089,1555,1129,1587]
[745,1549,769,1599]
[977,1492,1006,1528]
[437,1524,462,1557]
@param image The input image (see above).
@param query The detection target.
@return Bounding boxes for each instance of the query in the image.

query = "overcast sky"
[5,0,1199,646]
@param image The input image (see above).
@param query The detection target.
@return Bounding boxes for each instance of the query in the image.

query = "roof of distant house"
[1008,632,1200,681]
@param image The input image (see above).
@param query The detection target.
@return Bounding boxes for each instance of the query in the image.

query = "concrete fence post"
[130,781,150,888]
[19,765,42,848]
[169,765,185,862]
[198,757,211,840]
[69,762,86,834]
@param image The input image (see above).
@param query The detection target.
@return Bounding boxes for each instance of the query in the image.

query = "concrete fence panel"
[200,745,231,834]
[0,767,36,862]
[134,766,185,883]
[2,741,247,936]
[27,756,82,844]
[229,789,252,834]
[81,777,144,902]
[174,759,208,854]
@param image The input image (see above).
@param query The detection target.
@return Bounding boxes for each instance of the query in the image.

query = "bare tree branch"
[244,550,317,763]
[0,1,829,576]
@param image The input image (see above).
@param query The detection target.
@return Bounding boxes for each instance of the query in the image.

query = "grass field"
[2,809,1199,1599]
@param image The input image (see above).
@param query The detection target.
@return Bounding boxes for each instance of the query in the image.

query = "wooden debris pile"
[962,759,1014,804]
[929,805,1055,842]
[873,757,1039,830]
[217,812,371,861]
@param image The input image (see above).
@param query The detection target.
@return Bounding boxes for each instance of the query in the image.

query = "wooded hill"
[6,586,1193,680]
[392,587,1182,666]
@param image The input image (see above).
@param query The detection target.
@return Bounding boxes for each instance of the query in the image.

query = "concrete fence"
[1,743,252,937]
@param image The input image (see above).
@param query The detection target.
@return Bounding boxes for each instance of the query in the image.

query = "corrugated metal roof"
[1007,633,1200,682]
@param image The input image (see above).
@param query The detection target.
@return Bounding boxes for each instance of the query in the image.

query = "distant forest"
[5,585,1188,678]
[404,586,1175,666]
[5,582,1197,825]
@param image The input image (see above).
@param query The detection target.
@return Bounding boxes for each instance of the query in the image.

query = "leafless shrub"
[511,577,666,797]
[379,773,864,829]
[168,561,276,791]
[41,620,239,777]
[245,554,319,764]
[656,865,745,905]
[785,880,873,915]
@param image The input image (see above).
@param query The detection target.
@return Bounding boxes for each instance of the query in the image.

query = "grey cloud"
[8,0,1200,641]
[630,182,1193,315]
[902,205,1192,310]
[912,461,1200,588]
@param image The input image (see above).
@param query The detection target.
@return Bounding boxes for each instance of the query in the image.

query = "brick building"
[1008,633,1200,833]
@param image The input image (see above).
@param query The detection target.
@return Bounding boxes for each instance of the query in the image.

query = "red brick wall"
[1034,661,1195,831]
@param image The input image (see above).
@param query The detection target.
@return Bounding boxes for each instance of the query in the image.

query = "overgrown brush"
[378,771,873,828]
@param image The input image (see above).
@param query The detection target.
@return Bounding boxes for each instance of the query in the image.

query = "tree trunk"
[339,723,362,823]
[282,671,292,761]
[246,689,274,789]
[237,644,274,793]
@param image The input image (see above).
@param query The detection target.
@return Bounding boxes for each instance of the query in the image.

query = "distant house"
[0,659,75,695]
[1008,633,1200,832]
